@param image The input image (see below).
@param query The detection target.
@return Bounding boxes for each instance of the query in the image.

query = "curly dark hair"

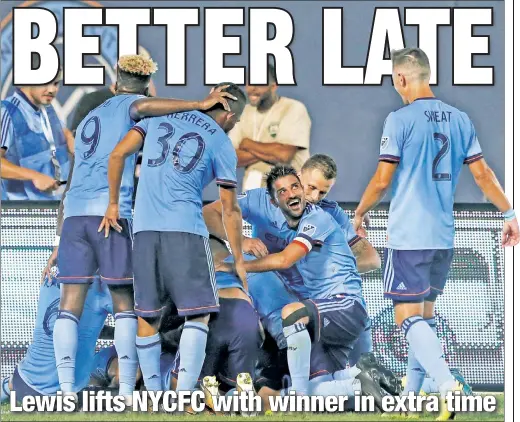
[265,164,300,200]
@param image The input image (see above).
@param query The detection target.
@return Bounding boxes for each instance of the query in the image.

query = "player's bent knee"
[282,304,310,327]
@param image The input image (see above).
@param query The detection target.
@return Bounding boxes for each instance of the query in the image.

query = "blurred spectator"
[1,57,72,200]
[229,64,311,190]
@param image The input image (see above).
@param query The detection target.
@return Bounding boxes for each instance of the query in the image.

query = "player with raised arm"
[101,83,246,403]
[353,47,518,421]
[53,54,236,405]
[217,165,369,398]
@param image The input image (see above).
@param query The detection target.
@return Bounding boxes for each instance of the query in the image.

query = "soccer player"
[218,165,369,397]
[203,154,379,365]
[353,47,518,421]
[299,154,380,365]
[102,83,247,398]
[54,54,236,403]
[1,270,113,403]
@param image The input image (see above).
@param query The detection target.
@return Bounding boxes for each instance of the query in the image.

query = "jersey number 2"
[432,133,452,181]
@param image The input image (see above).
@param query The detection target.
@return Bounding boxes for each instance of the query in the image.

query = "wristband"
[53,235,60,247]
[503,209,516,221]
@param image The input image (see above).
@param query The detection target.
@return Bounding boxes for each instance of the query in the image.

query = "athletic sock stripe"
[56,311,79,324]
[401,316,424,337]
[136,340,161,350]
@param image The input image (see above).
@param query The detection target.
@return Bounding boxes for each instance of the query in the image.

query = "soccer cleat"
[237,372,259,417]
[450,369,473,396]
[201,376,221,413]
[357,352,402,396]
[356,370,389,413]
[436,381,464,421]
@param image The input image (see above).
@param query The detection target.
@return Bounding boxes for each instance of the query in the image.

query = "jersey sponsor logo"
[380,136,390,150]
[0,1,147,127]
[302,223,316,236]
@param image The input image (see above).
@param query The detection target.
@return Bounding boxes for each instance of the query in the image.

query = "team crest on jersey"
[380,136,390,150]
[268,122,279,138]
[302,224,316,236]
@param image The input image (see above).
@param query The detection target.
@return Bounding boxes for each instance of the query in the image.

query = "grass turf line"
[0,393,504,421]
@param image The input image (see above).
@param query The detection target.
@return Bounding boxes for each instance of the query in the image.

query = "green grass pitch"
[0,393,504,421]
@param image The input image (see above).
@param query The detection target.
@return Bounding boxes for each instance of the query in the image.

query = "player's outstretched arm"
[354,161,397,233]
[129,85,237,120]
[469,158,519,247]
[219,186,247,288]
[99,128,145,238]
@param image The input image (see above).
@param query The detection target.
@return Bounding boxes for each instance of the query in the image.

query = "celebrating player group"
[1,48,517,420]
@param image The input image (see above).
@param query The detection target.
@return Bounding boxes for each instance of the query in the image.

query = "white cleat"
[236,372,258,417]
[201,375,221,413]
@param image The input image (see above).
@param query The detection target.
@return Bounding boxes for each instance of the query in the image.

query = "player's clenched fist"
[502,218,520,247]
[98,203,122,238]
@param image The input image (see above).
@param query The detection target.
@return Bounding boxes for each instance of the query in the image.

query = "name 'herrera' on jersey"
[167,112,218,135]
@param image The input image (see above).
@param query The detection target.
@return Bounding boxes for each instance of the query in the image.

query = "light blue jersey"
[291,204,363,300]
[380,98,483,249]
[216,253,297,349]
[133,111,237,236]
[317,199,361,248]
[17,277,113,395]
[238,189,361,297]
[64,94,145,219]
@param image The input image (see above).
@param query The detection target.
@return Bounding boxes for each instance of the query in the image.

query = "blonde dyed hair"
[117,54,158,76]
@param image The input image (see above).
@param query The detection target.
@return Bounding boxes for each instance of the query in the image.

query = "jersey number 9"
[80,116,101,159]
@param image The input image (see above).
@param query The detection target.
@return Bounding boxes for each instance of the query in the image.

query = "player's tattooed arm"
[129,85,237,120]
[354,161,397,233]
[350,238,381,273]
[239,138,298,165]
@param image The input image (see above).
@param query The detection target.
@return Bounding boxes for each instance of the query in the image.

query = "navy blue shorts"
[171,298,262,390]
[11,367,42,402]
[383,248,454,302]
[303,295,368,369]
[58,216,133,285]
[133,231,219,318]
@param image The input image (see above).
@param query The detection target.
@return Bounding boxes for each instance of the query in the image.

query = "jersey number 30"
[147,123,205,174]
[432,133,452,181]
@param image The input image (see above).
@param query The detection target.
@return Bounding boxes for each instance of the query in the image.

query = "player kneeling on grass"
[217,165,394,410]
[1,269,113,404]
